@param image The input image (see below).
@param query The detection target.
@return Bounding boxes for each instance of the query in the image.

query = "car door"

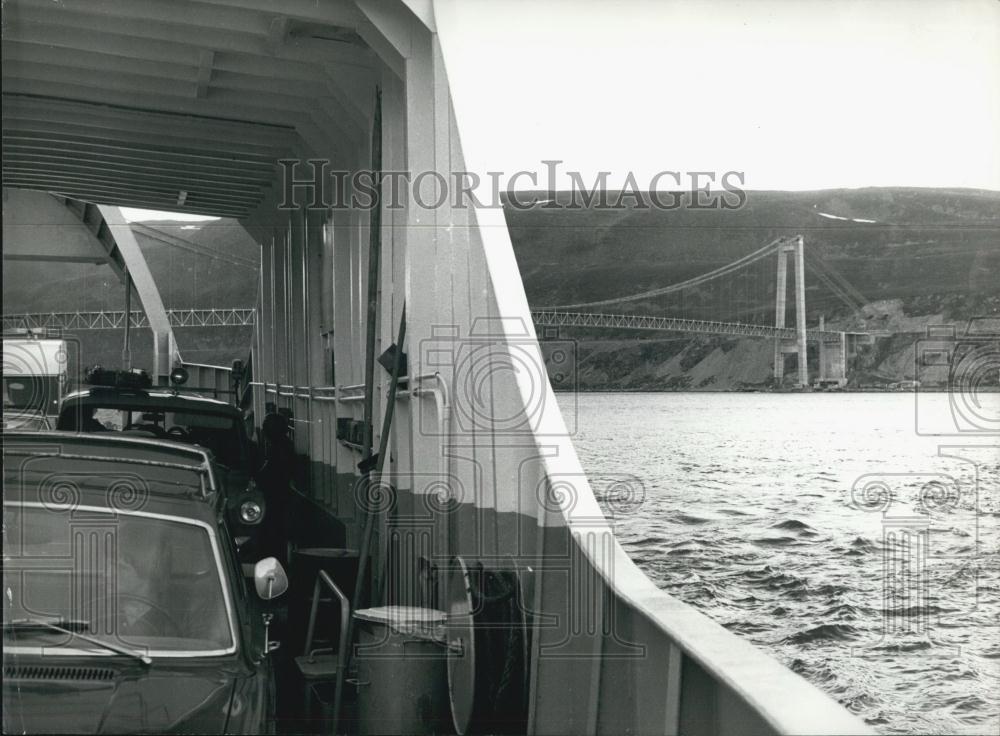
[217,519,276,731]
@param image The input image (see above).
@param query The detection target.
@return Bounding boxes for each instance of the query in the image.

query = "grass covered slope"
[507,187,1000,320]
[2,218,259,313]
[508,187,1000,389]
[3,188,997,389]
[2,217,259,372]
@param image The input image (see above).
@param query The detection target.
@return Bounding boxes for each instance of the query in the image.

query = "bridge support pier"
[817,316,848,387]
[773,242,788,382]
[817,334,849,387]
[818,315,827,382]
[773,237,809,387]
[794,236,808,387]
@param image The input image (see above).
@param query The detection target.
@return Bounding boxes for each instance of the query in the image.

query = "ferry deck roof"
[2,0,387,219]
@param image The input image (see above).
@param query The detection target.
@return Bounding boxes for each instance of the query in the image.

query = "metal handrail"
[301,570,350,734]
[252,372,441,405]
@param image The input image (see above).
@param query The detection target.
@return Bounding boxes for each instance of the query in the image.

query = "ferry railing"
[249,373,449,512]
[179,361,236,402]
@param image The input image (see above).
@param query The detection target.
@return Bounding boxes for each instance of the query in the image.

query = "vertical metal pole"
[344,304,405,734]
[122,271,133,370]
[284,220,295,400]
[773,244,788,382]
[269,235,277,392]
[794,235,808,388]
[285,218,294,399]
[362,88,383,459]
[255,262,265,420]
[301,210,314,488]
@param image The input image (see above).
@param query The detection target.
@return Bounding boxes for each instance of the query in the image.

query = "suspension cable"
[543,237,793,310]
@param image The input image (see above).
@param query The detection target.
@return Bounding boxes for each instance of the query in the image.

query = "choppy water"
[559,392,1000,735]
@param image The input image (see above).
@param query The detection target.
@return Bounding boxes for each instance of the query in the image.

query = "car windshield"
[3,376,60,414]
[3,504,234,654]
[60,404,244,468]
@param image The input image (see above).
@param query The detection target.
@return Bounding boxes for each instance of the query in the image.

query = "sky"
[120,208,218,223]
[435,0,1000,192]
[117,0,1000,221]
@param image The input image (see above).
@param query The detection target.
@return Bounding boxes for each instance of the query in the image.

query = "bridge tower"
[773,236,809,387]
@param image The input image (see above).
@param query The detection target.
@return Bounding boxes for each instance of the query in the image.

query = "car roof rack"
[2,433,217,500]
[85,366,152,389]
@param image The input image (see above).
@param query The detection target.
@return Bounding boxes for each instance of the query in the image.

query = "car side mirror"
[253,557,289,600]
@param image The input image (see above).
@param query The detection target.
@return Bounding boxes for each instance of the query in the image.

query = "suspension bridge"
[532,235,877,388]
[3,235,876,388]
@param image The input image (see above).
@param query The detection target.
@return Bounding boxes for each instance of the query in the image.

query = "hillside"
[508,187,1000,389]
[3,188,998,389]
[2,217,258,369]
[2,218,258,312]
[507,187,1000,320]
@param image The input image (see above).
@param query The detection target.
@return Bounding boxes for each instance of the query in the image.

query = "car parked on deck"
[55,370,267,556]
[1,432,289,734]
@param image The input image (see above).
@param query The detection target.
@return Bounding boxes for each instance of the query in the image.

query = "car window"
[96,407,126,430]
[3,503,235,654]
[60,403,244,468]
[3,376,60,415]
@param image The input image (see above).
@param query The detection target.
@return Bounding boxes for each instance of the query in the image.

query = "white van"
[2,336,69,430]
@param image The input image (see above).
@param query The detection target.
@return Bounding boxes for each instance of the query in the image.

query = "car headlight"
[239,500,263,524]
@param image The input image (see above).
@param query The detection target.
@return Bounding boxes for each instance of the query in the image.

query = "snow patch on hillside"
[816,211,880,224]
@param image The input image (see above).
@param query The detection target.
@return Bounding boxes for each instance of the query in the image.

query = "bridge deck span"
[532,310,870,340]
[3,308,257,331]
[4,308,874,341]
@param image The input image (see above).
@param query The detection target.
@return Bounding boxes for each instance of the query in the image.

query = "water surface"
[559,392,999,735]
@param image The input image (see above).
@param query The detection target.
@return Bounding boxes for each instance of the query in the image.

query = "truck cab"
[1,335,68,430]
